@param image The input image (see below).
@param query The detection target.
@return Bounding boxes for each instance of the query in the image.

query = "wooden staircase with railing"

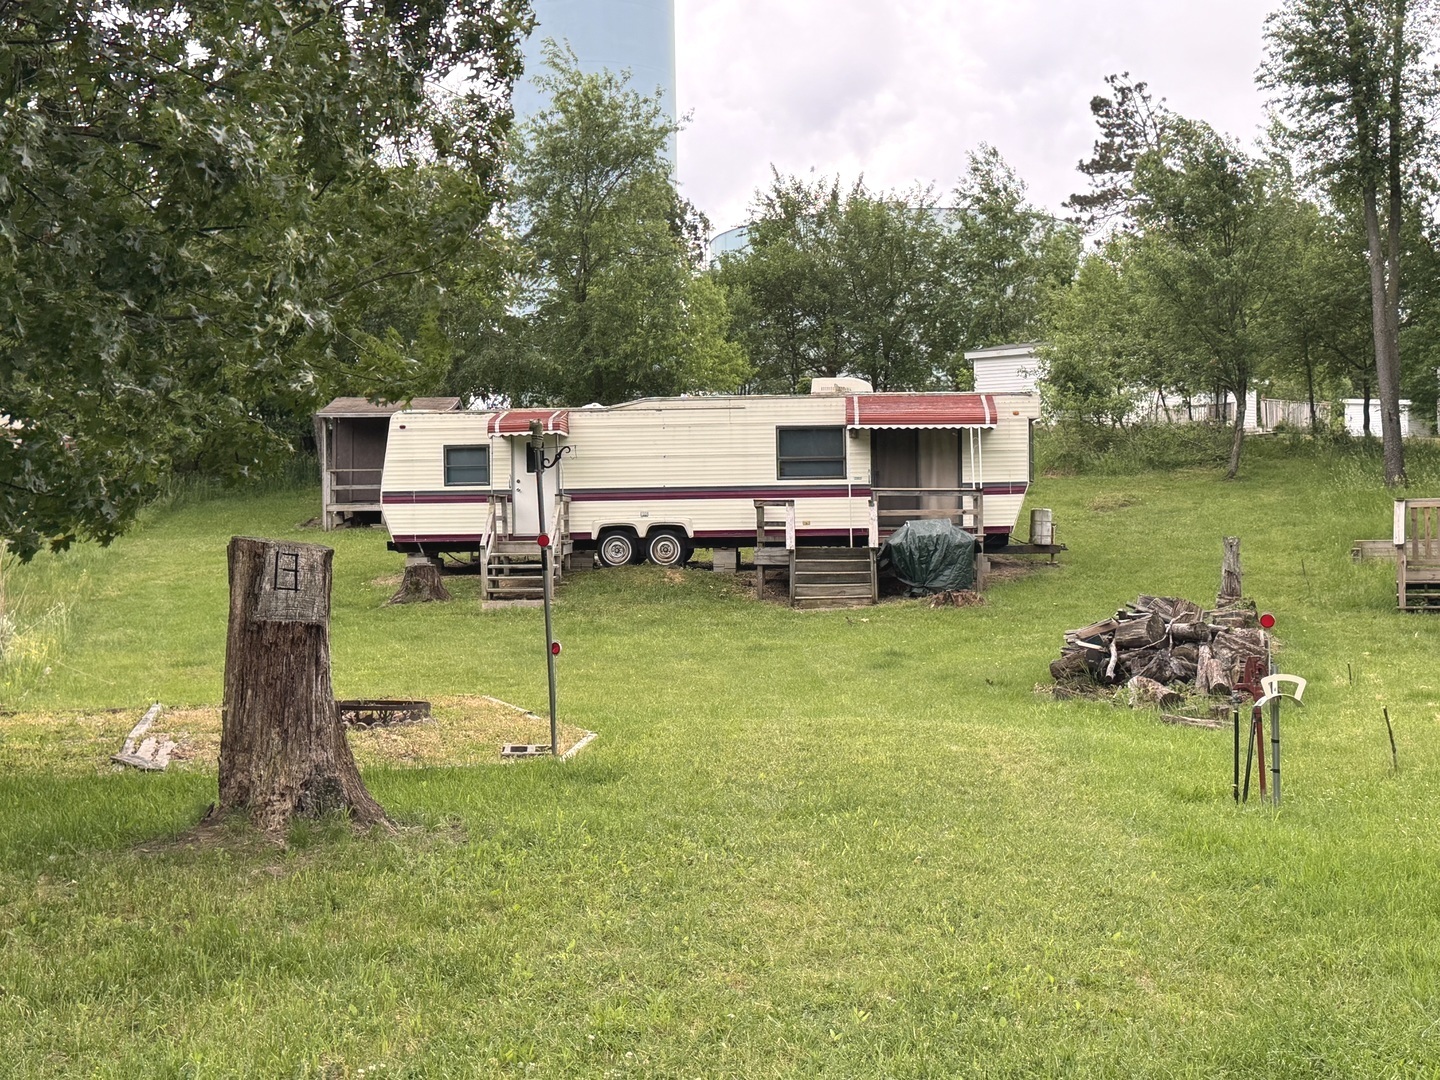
[753,499,877,609]
[481,496,572,608]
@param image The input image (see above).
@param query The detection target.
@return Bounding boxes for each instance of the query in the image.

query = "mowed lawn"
[4,440,1440,1077]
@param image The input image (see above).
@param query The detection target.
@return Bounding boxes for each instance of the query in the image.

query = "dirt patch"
[369,573,403,588]
[1088,492,1141,513]
[0,696,593,778]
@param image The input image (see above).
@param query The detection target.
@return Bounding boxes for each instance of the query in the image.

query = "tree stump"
[388,554,451,604]
[217,537,388,832]
[1218,536,1243,607]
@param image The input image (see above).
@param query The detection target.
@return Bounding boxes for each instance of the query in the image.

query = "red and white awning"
[485,409,570,436]
[845,394,996,429]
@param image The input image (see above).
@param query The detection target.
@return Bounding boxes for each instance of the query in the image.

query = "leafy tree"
[1267,197,1374,431]
[0,0,529,559]
[1041,238,1196,426]
[716,173,958,392]
[1131,121,1285,478]
[491,45,748,405]
[1262,0,1440,484]
[945,146,1080,380]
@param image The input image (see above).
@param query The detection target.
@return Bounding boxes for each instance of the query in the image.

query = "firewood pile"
[1049,595,1268,707]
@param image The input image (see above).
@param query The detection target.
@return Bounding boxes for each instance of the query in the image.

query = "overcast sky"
[674,0,1280,234]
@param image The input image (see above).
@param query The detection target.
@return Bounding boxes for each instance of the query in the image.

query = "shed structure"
[315,397,462,529]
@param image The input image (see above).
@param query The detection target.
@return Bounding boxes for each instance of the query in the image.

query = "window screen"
[777,427,845,479]
[444,445,490,486]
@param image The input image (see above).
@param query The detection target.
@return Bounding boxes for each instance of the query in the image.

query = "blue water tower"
[514,0,678,165]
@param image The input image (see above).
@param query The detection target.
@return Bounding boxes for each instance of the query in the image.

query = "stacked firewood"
[1049,595,1268,704]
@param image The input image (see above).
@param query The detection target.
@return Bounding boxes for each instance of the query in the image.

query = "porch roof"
[485,409,570,435]
[845,393,997,429]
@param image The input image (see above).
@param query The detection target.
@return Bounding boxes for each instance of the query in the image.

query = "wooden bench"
[1395,499,1440,611]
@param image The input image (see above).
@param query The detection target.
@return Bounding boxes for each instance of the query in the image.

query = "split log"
[1066,618,1118,644]
[1128,676,1182,710]
[388,554,451,604]
[1218,536,1242,606]
[1212,627,1267,681]
[1134,595,1204,622]
[218,537,389,833]
[1207,605,1258,628]
[1196,646,1231,696]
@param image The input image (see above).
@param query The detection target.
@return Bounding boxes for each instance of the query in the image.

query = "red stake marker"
[537,533,551,548]
[551,641,562,656]
[1259,612,1275,629]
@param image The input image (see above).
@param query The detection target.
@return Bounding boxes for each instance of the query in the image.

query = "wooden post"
[217,537,388,832]
[1218,536,1242,607]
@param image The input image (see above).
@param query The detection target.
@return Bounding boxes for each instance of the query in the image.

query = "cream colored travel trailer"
[380,384,1039,577]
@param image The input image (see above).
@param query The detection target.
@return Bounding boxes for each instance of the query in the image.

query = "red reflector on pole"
[551,641,561,656]
[1259,612,1275,629]
[537,533,551,548]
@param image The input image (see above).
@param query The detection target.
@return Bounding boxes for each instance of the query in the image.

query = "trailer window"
[444,445,490,486]
[777,427,845,479]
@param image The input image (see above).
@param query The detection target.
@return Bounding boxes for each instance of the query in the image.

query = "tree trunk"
[1225,383,1247,479]
[1362,184,1406,483]
[388,554,451,604]
[217,537,388,833]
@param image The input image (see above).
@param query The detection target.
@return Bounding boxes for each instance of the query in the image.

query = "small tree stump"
[217,537,388,832]
[1128,675,1182,710]
[388,554,451,604]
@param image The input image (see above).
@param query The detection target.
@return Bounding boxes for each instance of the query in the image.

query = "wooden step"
[793,581,874,596]
[793,570,873,584]
[794,596,876,610]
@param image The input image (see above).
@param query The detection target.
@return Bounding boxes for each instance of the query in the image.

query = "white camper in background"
[380,382,1038,603]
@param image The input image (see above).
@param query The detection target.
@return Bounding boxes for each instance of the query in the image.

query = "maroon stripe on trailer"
[569,485,870,502]
[390,534,489,543]
[845,393,997,428]
[382,491,494,505]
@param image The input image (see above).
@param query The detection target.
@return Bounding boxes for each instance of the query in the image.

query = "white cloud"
[676,0,1278,234]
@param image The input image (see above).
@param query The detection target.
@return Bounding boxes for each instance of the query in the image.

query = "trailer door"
[510,437,562,538]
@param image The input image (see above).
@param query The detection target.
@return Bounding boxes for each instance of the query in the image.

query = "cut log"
[1169,620,1211,643]
[1128,675,1182,709]
[1113,611,1165,650]
[1049,652,1093,682]
[218,537,389,833]
[388,554,451,604]
[1212,627,1267,680]
[1134,595,1205,623]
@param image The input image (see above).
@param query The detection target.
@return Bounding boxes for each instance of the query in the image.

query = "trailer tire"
[645,529,690,567]
[597,529,640,567]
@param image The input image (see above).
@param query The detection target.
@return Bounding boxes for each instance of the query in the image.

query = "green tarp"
[879,519,977,594]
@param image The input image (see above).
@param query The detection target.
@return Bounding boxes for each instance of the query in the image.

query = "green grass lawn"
[4,439,1440,1077]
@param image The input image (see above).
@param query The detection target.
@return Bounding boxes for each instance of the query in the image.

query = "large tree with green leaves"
[945,146,1080,381]
[1262,0,1440,484]
[0,0,529,559]
[716,173,958,392]
[489,45,746,405]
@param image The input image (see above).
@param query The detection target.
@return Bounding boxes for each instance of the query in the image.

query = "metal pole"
[1233,707,1240,803]
[531,423,559,756]
[1269,696,1281,806]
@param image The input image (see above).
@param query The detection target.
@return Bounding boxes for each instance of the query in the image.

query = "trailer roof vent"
[811,377,873,395]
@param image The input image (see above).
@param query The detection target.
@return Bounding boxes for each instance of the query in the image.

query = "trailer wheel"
[597,529,640,567]
[645,529,690,567]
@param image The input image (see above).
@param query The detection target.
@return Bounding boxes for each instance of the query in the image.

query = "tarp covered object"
[880,519,977,594]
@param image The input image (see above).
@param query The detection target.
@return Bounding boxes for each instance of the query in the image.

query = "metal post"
[1269,696,1281,806]
[531,422,559,756]
[1233,707,1240,803]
